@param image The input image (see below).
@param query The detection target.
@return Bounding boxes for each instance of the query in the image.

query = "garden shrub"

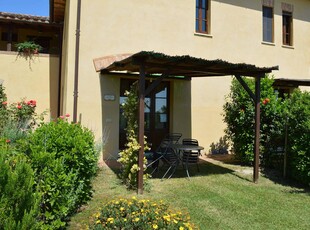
[286,90,310,184]
[223,75,285,165]
[0,142,41,230]
[118,84,150,189]
[0,85,43,143]
[89,197,197,230]
[25,118,99,228]
[224,76,310,185]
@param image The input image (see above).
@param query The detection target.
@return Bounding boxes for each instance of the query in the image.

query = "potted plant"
[15,41,43,69]
[15,41,42,56]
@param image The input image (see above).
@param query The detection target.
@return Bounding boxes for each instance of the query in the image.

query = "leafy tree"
[223,75,285,165]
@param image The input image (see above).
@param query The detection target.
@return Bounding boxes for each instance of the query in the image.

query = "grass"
[68,157,310,230]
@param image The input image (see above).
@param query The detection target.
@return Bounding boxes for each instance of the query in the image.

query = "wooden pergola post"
[235,74,262,183]
[253,76,262,183]
[137,62,146,194]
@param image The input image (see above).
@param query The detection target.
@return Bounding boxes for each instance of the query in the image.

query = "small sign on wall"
[104,94,115,101]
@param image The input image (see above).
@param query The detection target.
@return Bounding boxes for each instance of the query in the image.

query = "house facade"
[1,0,309,159]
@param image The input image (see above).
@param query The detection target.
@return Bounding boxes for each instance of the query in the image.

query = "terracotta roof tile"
[0,12,50,24]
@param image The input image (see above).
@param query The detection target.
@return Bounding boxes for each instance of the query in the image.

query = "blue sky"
[0,0,49,16]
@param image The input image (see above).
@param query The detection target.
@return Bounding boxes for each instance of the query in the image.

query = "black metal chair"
[146,133,182,179]
[181,138,201,179]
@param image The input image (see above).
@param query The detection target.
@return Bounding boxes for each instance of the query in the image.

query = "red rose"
[6,139,11,143]
[65,113,70,117]
[2,101,7,105]
[17,105,22,109]
[59,115,65,119]
[27,100,37,107]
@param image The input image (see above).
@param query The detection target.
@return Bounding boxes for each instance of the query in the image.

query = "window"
[282,11,293,46]
[262,6,274,43]
[196,0,210,34]
[1,32,18,42]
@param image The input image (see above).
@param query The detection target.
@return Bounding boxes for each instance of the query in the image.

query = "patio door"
[119,78,170,151]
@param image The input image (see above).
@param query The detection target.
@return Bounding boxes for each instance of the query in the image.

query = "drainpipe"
[73,0,82,123]
[57,26,63,117]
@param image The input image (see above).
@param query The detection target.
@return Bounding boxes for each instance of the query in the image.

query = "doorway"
[119,78,170,151]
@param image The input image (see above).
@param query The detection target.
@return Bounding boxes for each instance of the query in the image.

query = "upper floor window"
[262,6,274,43]
[196,0,210,34]
[282,11,293,46]
[281,3,294,46]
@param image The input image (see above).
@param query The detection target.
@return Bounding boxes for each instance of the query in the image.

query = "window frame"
[196,0,210,34]
[282,11,293,46]
[262,6,274,43]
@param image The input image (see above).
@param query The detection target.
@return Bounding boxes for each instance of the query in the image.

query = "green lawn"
[68,157,310,230]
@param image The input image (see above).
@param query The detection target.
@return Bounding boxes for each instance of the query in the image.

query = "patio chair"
[182,138,201,179]
[165,133,182,144]
[146,133,182,178]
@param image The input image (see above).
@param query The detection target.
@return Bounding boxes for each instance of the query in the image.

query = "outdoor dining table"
[171,144,204,153]
[171,144,204,160]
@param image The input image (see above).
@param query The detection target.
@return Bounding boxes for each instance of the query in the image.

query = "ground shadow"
[261,167,310,195]
[210,154,310,195]
[148,158,234,180]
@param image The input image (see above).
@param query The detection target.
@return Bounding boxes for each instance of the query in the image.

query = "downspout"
[57,26,63,117]
[73,0,82,123]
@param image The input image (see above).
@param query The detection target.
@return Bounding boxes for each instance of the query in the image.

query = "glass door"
[119,79,170,151]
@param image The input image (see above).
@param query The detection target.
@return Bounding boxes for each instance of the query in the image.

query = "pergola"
[94,51,278,194]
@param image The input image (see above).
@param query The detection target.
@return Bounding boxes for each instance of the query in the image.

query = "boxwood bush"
[24,118,99,228]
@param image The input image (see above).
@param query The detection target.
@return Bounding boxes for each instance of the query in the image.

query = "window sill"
[194,32,213,38]
[282,45,294,49]
[261,41,275,46]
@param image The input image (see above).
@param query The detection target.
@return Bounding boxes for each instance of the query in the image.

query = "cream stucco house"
[1,0,309,161]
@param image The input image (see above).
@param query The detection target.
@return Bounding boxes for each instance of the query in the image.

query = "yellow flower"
[124,218,127,222]
[120,207,125,211]
[134,217,140,222]
[173,219,178,224]
[152,224,158,229]
[107,217,114,224]
[163,215,171,222]
[179,227,184,230]
[132,196,137,200]
[96,220,101,224]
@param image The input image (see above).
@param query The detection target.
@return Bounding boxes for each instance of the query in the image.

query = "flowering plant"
[118,84,150,189]
[0,97,45,143]
[89,197,197,230]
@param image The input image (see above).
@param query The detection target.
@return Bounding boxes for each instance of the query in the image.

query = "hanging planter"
[15,41,42,69]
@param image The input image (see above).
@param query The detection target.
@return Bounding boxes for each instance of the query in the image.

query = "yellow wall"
[61,0,310,157]
[0,51,60,119]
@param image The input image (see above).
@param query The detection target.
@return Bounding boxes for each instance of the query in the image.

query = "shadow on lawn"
[261,168,310,195]
[148,159,235,179]
[102,158,234,180]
